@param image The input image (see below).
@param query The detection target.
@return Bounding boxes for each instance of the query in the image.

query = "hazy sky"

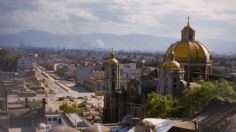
[0,0,235,41]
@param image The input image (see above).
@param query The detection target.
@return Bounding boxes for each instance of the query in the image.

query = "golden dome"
[165,41,211,63]
[162,60,181,69]
[165,19,211,63]
[106,50,118,65]
[107,58,118,65]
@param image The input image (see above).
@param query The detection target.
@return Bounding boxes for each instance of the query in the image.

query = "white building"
[75,64,93,85]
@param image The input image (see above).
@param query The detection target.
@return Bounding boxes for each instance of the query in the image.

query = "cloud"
[0,0,235,41]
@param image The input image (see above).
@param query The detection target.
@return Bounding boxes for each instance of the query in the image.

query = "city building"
[163,19,212,83]
[102,51,153,123]
[0,71,16,81]
[102,51,121,123]
[75,63,94,85]
[158,19,213,97]
[102,19,214,124]
[17,57,33,73]
[0,81,9,132]
[157,50,186,97]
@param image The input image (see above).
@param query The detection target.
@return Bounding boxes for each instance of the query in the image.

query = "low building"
[0,71,16,81]
[54,63,76,80]
[0,81,9,132]
[83,78,104,91]
[38,112,90,132]
[75,64,93,85]
[17,57,33,73]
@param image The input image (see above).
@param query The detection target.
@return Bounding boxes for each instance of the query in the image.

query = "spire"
[181,17,195,41]
[187,16,190,26]
[111,48,115,58]
[169,44,176,61]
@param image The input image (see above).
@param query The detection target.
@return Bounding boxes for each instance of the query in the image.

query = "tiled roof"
[192,97,236,131]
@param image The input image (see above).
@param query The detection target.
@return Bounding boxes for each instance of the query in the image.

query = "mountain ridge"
[0,29,235,54]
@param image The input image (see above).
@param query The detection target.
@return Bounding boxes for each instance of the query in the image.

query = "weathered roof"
[128,118,180,132]
[81,124,110,132]
[48,126,77,132]
[169,121,196,132]
[8,108,45,129]
[192,97,236,132]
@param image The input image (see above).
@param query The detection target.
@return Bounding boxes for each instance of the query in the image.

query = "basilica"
[102,19,212,123]
[158,19,212,97]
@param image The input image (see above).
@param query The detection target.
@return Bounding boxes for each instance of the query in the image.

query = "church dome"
[106,50,118,65]
[162,60,181,69]
[48,126,77,132]
[165,41,211,63]
[165,19,211,63]
[107,58,118,65]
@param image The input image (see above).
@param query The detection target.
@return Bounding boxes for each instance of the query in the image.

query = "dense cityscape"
[0,0,236,132]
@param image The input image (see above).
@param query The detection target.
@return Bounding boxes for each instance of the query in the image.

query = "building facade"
[158,50,186,97]
[102,51,149,123]
[102,51,121,123]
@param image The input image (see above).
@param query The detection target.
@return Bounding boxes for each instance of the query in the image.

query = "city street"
[32,64,103,107]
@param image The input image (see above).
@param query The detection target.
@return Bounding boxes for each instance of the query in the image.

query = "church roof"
[162,60,181,69]
[165,41,211,63]
[192,97,236,131]
[106,50,118,65]
[81,124,110,132]
[106,58,118,65]
[48,126,77,132]
[164,19,211,63]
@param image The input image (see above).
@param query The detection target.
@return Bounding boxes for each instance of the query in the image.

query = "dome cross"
[187,16,190,26]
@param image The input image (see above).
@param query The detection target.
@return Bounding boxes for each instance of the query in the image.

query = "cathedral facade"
[102,51,143,123]
[102,19,213,123]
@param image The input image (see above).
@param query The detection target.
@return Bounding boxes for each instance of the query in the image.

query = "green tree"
[179,79,236,117]
[142,79,236,118]
[59,102,85,113]
[0,49,18,72]
[142,92,176,118]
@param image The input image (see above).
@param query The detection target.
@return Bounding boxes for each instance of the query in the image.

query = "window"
[46,125,51,130]
[112,81,115,90]
[53,117,57,121]
[189,34,193,40]
[58,118,61,124]
[134,107,137,117]
[48,117,51,121]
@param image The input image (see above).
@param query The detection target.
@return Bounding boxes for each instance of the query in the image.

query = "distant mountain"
[0,29,235,54]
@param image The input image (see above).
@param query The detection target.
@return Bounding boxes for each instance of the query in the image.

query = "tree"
[178,79,236,117]
[59,102,85,113]
[0,49,18,72]
[142,92,176,118]
[142,79,236,118]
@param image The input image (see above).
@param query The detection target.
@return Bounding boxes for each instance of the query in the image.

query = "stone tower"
[158,49,186,97]
[102,50,121,123]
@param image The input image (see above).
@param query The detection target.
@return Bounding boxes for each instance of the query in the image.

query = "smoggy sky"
[0,0,235,41]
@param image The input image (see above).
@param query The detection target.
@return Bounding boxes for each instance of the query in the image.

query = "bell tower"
[102,50,121,123]
[158,47,186,97]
